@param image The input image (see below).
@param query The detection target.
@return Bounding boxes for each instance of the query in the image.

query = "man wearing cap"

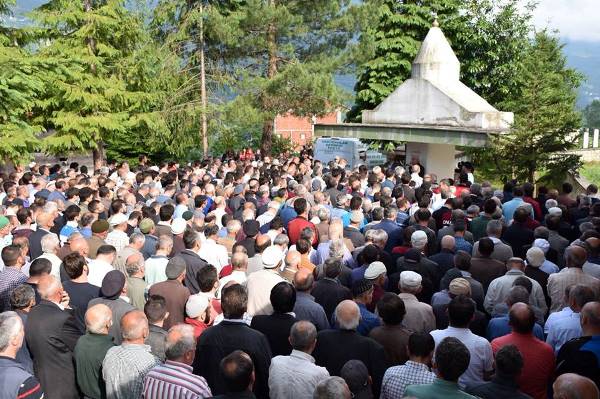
[396,247,438,304]
[398,271,435,333]
[364,261,386,312]
[148,256,191,330]
[433,277,487,337]
[246,246,285,316]
[105,213,129,252]
[170,217,188,255]
[185,294,211,339]
[342,279,381,336]
[0,215,12,268]
[87,219,109,259]
[139,218,158,259]
[88,270,135,344]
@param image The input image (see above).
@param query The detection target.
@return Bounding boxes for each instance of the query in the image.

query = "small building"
[314,20,513,179]
[274,112,342,148]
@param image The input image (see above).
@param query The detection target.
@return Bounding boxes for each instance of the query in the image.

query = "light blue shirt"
[502,197,534,222]
[173,204,188,219]
[544,307,573,334]
[540,260,559,275]
[546,310,581,353]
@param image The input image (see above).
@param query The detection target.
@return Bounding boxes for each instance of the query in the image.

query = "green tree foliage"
[583,100,600,128]
[0,0,43,164]
[348,0,534,121]
[485,31,582,183]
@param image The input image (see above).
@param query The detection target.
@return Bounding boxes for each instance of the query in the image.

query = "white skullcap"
[400,271,422,288]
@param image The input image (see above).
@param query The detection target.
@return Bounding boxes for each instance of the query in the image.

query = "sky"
[532,0,600,42]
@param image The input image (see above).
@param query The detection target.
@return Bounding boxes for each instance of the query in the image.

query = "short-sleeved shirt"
[430,326,494,388]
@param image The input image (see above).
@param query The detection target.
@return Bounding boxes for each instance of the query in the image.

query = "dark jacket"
[466,375,532,399]
[368,324,410,367]
[73,333,115,399]
[178,249,209,294]
[343,226,365,249]
[502,223,534,259]
[28,228,51,259]
[251,313,297,356]
[313,329,386,397]
[428,249,456,277]
[311,278,352,323]
[194,321,272,398]
[145,324,167,362]
[25,300,82,399]
[470,257,507,292]
[148,279,190,330]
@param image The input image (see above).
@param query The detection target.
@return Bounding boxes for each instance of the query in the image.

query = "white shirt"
[246,269,285,316]
[269,350,330,399]
[256,211,276,227]
[219,270,248,296]
[410,172,423,188]
[212,208,227,228]
[198,238,228,273]
[88,258,115,287]
[37,253,63,279]
[546,310,582,353]
[430,326,493,388]
[144,255,169,287]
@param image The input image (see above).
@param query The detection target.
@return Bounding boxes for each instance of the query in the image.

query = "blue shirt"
[351,265,367,284]
[486,316,544,341]
[540,260,559,275]
[454,237,473,254]
[280,205,297,229]
[502,197,534,222]
[331,302,381,336]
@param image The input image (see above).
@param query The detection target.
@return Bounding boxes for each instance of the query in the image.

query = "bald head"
[293,269,314,292]
[69,236,89,257]
[509,302,535,334]
[581,301,600,336]
[231,252,248,270]
[85,304,112,334]
[36,212,54,229]
[255,234,271,249]
[37,275,62,303]
[553,373,599,399]
[285,250,301,269]
[121,310,149,342]
[565,245,588,268]
[441,235,455,250]
[335,300,360,331]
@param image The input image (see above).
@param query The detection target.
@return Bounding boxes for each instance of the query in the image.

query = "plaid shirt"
[0,267,27,312]
[381,360,435,399]
[103,344,160,399]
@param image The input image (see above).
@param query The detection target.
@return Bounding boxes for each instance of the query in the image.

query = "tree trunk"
[260,0,277,157]
[93,142,105,170]
[199,3,208,158]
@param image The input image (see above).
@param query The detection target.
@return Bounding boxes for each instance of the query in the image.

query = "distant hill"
[7,1,600,110]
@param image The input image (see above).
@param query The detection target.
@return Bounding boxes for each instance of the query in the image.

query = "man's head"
[85,304,112,335]
[441,235,455,251]
[0,311,24,358]
[565,245,588,269]
[289,320,317,354]
[377,292,406,326]
[314,377,351,399]
[220,350,255,393]
[568,284,597,312]
[165,324,196,365]
[454,250,471,271]
[144,295,168,326]
[399,270,422,295]
[495,345,524,379]
[581,301,600,336]
[434,337,470,382]
[508,302,535,334]
[340,360,371,399]
[271,282,296,314]
[1,245,24,268]
[553,373,599,399]
[120,310,149,343]
[9,284,35,311]
[407,332,435,363]
[293,268,314,292]
[37,275,63,304]
[221,284,248,320]
[447,295,474,328]
[335,300,360,331]
[506,257,526,272]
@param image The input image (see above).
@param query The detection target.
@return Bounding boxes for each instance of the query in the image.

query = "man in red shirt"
[287,197,318,246]
[523,182,543,221]
[491,303,555,399]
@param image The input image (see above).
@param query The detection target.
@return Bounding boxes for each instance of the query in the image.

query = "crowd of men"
[0,152,600,399]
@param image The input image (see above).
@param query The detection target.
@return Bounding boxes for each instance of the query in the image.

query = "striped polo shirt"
[143,360,212,399]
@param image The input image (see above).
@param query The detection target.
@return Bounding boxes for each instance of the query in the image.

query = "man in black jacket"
[194,284,272,398]
[25,275,81,399]
[251,281,298,356]
[28,212,54,259]
[313,300,386,397]
[179,229,209,294]
[312,258,352,323]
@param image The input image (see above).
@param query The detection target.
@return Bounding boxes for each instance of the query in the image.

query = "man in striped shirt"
[144,324,212,399]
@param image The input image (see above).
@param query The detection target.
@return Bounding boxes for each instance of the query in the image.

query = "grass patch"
[581,162,600,183]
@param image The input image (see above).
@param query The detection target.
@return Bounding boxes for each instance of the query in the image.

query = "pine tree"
[495,31,582,183]
[0,0,43,164]
[583,100,600,129]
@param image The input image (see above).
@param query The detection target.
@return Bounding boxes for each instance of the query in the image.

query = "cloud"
[532,0,600,42]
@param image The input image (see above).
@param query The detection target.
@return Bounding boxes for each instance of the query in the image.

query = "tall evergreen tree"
[492,31,582,183]
[0,0,43,164]
[583,100,600,129]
